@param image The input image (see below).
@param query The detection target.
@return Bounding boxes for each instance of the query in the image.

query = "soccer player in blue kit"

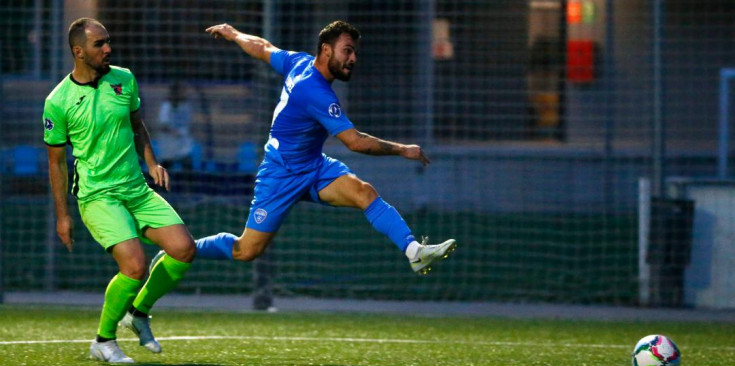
[194,20,456,275]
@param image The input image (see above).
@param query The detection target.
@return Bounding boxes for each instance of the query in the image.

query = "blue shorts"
[246,154,352,232]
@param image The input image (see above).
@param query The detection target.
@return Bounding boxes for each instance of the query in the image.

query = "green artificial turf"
[1,305,733,365]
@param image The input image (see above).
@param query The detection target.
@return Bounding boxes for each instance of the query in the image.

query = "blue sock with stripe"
[195,232,236,260]
[364,197,415,252]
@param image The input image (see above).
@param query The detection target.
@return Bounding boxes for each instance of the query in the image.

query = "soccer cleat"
[149,250,166,275]
[410,238,457,275]
[89,340,134,363]
[120,312,162,353]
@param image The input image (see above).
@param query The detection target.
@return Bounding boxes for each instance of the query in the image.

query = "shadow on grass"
[132,363,226,366]
[260,364,358,366]
[133,363,355,366]
[258,363,362,366]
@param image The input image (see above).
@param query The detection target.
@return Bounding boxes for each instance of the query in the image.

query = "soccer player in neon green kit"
[44,17,195,363]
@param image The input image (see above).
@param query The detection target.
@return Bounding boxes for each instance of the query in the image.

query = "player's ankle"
[405,241,420,261]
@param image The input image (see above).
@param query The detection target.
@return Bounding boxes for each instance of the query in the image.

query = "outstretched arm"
[336,128,431,166]
[131,110,170,191]
[47,145,73,251]
[205,23,280,64]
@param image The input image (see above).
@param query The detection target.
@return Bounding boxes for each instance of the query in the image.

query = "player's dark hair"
[68,17,105,55]
[317,20,360,56]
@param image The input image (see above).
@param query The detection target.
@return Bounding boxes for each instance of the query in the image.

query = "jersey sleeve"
[270,50,306,76]
[42,98,68,146]
[129,73,141,112]
[305,89,354,136]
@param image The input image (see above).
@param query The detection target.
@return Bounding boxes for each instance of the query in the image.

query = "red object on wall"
[567,40,595,82]
[567,1,582,24]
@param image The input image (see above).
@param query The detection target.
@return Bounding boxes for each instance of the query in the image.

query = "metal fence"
[1,0,734,307]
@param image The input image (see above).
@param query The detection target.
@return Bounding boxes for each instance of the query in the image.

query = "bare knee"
[111,241,147,279]
[119,259,147,280]
[358,182,379,208]
[165,239,196,263]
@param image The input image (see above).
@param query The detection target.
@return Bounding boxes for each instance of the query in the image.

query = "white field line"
[2,335,733,352]
[0,335,640,349]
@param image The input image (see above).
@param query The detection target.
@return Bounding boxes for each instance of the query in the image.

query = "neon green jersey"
[43,66,146,200]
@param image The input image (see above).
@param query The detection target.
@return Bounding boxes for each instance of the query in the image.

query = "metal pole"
[638,177,651,306]
[44,0,66,292]
[651,0,665,197]
[415,0,435,146]
[0,41,4,304]
[557,0,568,142]
[50,0,62,81]
[44,189,57,291]
[408,0,436,211]
[718,68,735,178]
[252,0,277,311]
[33,0,42,79]
[603,0,616,211]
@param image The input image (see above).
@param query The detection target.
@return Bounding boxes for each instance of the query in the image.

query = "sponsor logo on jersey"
[76,95,85,105]
[110,83,123,95]
[254,208,268,224]
[328,103,342,118]
[44,118,54,131]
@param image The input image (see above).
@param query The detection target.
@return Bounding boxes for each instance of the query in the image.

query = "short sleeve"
[42,98,68,146]
[270,50,307,76]
[129,74,141,112]
[305,90,354,136]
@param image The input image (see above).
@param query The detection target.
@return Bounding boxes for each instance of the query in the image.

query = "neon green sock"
[97,273,141,339]
[132,254,191,314]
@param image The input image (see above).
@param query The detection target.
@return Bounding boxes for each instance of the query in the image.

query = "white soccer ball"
[632,334,681,366]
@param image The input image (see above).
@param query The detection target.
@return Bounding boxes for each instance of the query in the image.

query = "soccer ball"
[632,334,681,366]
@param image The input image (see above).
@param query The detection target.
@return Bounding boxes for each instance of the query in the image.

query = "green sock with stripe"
[97,273,142,339]
[132,254,192,314]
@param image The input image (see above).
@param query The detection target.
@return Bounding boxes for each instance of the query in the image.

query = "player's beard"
[328,54,352,81]
[85,56,111,75]
[94,64,111,74]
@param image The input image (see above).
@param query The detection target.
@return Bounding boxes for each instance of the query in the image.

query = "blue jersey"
[266,50,354,171]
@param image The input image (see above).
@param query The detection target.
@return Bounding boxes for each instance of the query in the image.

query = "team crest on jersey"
[254,208,268,224]
[110,83,123,95]
[44,118,54,131]
[328,103,342,118]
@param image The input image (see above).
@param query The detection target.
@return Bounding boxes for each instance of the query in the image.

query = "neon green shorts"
[78,183,184,250]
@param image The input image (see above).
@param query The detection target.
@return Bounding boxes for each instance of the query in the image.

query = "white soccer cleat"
[89,340,134,363]
[120,312,162,353]
[149,250,166,274]
[410,238,457,275]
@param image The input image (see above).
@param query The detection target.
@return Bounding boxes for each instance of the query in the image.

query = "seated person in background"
[155,81,194,169]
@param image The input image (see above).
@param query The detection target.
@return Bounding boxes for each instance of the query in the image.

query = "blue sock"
[364,197,415,252]
[195,232,236,260]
